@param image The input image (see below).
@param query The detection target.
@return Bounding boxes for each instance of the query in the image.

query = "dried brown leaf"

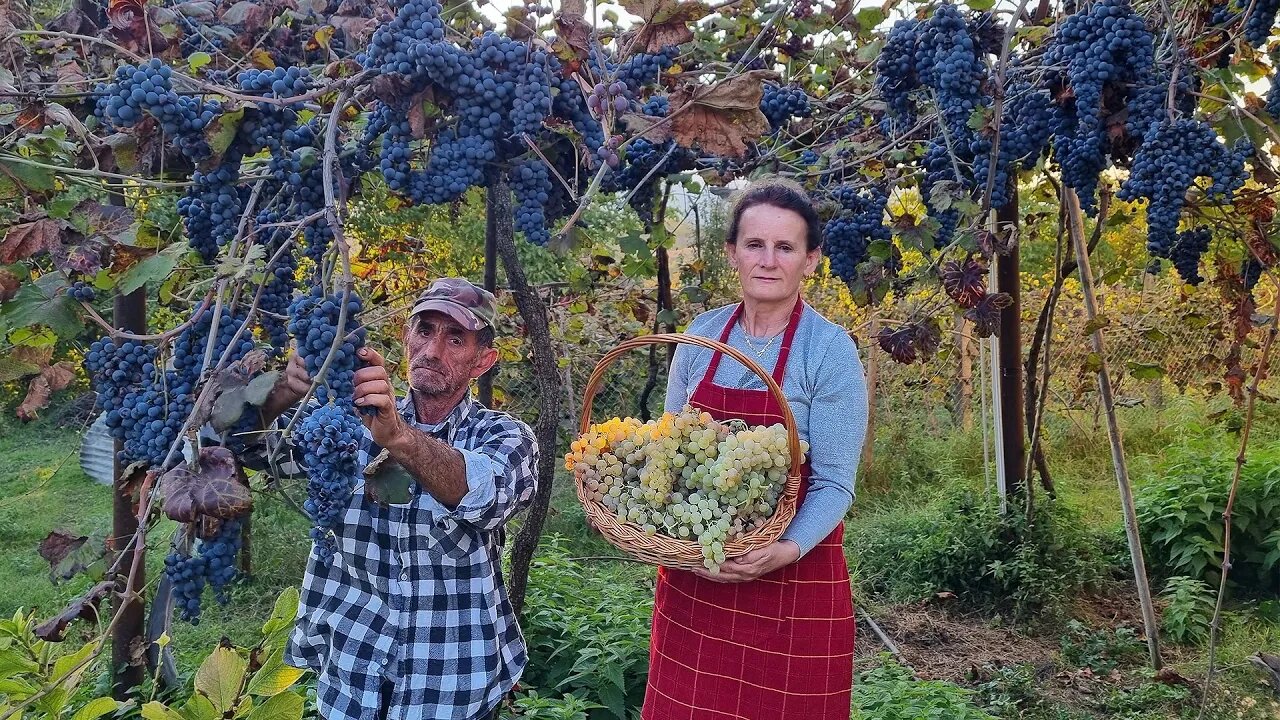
[34,581,115,642]
[619,0,710,54]
[161,446,253,522]
[1,217,67,263]
[221,1,269,32]
[0,268,19,303]
[669,70,773,158]
[107,0,146,30]
[16,363,76,421]
[554,0,593,63]
[621,112,673,144]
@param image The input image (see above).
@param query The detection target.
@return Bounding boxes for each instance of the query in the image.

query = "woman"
[643,178,868,720]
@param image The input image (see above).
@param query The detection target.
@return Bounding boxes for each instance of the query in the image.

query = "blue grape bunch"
[588,81,632,119]
[1242,257,1264,293]
[874,19,921,132]
[94,59,219,161]
[913,3,986,139]
[1118,118,1250,258]
[164,551,207,623]
[760,84,812,129]
[202,517,244,604]
[1169,228,1212,285]
[287,287,367,408]
[822,185,891,284]
[642,95,670,117]
[799,149,820,167]
[67,281,96,303]
[296,403,364,561]
[512,158,553,246]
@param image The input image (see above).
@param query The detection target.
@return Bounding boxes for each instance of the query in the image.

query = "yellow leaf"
[249,49,276,70]
[141,701,185,720]
[194,647,248,715]
[309,26,335,51]
[246,651,306,696]
[70,697,124,720]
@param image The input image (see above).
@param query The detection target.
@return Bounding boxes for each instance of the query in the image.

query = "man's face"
[404,311,496,398]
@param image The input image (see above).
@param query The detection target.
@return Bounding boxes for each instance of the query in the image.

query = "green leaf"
[0,356,40,382]
[855,7,884,31]
[194,646,248,715]
[618,231,651,259]
[205,107,246,160]
[71,697,124,720]
[178,693,217,720]
[0,648,39,677]
[243,371,280,407]
[117,244,185,295]
[1127,362,1165,380]
[247,651,305,696]
[0,272,81,337]
[244,691,303,720]
[0,159,56,192]
[188,52,213,72]
[262,587,300,638]
[967,0,996,9]
[1083,315,1110,334]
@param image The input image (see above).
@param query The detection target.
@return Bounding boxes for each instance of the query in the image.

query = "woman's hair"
[724,177,822,252]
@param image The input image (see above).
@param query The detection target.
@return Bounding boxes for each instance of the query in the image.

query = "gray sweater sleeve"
[779,332,867,557]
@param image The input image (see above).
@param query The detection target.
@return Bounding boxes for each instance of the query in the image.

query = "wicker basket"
[575,333,804,570]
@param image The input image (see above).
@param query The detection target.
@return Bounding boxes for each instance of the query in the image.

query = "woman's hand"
[693,540,801,583]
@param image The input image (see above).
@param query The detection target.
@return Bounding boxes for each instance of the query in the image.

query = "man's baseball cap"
[410,278,497,331]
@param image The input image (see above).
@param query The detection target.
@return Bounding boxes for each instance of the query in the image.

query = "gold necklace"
[740,322,782,358]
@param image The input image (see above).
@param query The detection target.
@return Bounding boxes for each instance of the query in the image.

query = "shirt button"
[400,570,409,581]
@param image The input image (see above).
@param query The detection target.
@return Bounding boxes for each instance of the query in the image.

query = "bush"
[853,656,995,720]
[1135,444,1280,594]
[849,489,1105,620]
[1159,575,1215,645]
[519,538,653,719]
[1058,620,1145,672]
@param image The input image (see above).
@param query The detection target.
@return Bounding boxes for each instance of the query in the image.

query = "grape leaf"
[195,646,248,715]
[1,216,68,263]
[33,581,115,642]
[38,529,107,584]
[17,362,76,420]
[669,71,773,158]
[553,0,592,62]
[964,292,1012,337]
[161,447,253,522]
[116,243,185,295]
[940,257,987,309]
[0,273,81,337]
[619,0,711,54]
[0,267,19,302]
[221,1,268,32]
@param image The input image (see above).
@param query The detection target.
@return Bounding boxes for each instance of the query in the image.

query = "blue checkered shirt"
[283,393,539,720]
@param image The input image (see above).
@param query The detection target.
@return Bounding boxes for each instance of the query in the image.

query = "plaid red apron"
[642,300,855,720]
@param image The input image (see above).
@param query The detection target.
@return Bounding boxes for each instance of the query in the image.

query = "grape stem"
[1197,288,1280,719]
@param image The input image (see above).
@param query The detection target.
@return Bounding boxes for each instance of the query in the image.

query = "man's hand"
[261,352,311,424]
[692,540,801,583]
[354,347,408,450]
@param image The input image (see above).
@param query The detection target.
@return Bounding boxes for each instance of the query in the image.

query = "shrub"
[1135,444,1280,594]
[853,655,996,720]
[1159,575,1215,645]
[1058,620,1145,672]
[849,489,1104,620]
[519,538,653,719]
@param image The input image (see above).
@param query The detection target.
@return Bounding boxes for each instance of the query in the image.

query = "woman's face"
[726,203,821,306]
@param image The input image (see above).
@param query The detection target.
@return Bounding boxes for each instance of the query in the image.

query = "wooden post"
[112,286,147,698]
[995,188,1026,500]
[861,313,879,470]
[955,313,974,430]
[1064,187,1162,671]
[478,188,498,407]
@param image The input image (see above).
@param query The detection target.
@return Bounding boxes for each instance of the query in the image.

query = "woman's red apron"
[642,300,855,720]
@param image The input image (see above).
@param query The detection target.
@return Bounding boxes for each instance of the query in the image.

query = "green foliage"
[852,656,995,720]
[520,539,652,720]
[502,689,602,720]
[136,588,309,720]
[1135,444,1280,593]
[0,608,126,720]
[1096,681,1192,720]
[969,663,1053,719]
[1159,576,1215,645]
[849,490,1105,620]
[1058,621,1144,673]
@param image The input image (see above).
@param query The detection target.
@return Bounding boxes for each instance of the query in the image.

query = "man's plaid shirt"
[283,393,538,720]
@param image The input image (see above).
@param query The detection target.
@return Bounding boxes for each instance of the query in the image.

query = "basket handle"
[579,333,804,474]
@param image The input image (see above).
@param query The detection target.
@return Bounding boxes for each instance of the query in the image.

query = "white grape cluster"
[568,406,805,571]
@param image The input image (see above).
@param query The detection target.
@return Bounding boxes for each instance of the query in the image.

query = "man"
[262,278,539,720]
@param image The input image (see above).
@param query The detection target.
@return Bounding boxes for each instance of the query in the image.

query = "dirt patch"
[856,602,1059,683]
